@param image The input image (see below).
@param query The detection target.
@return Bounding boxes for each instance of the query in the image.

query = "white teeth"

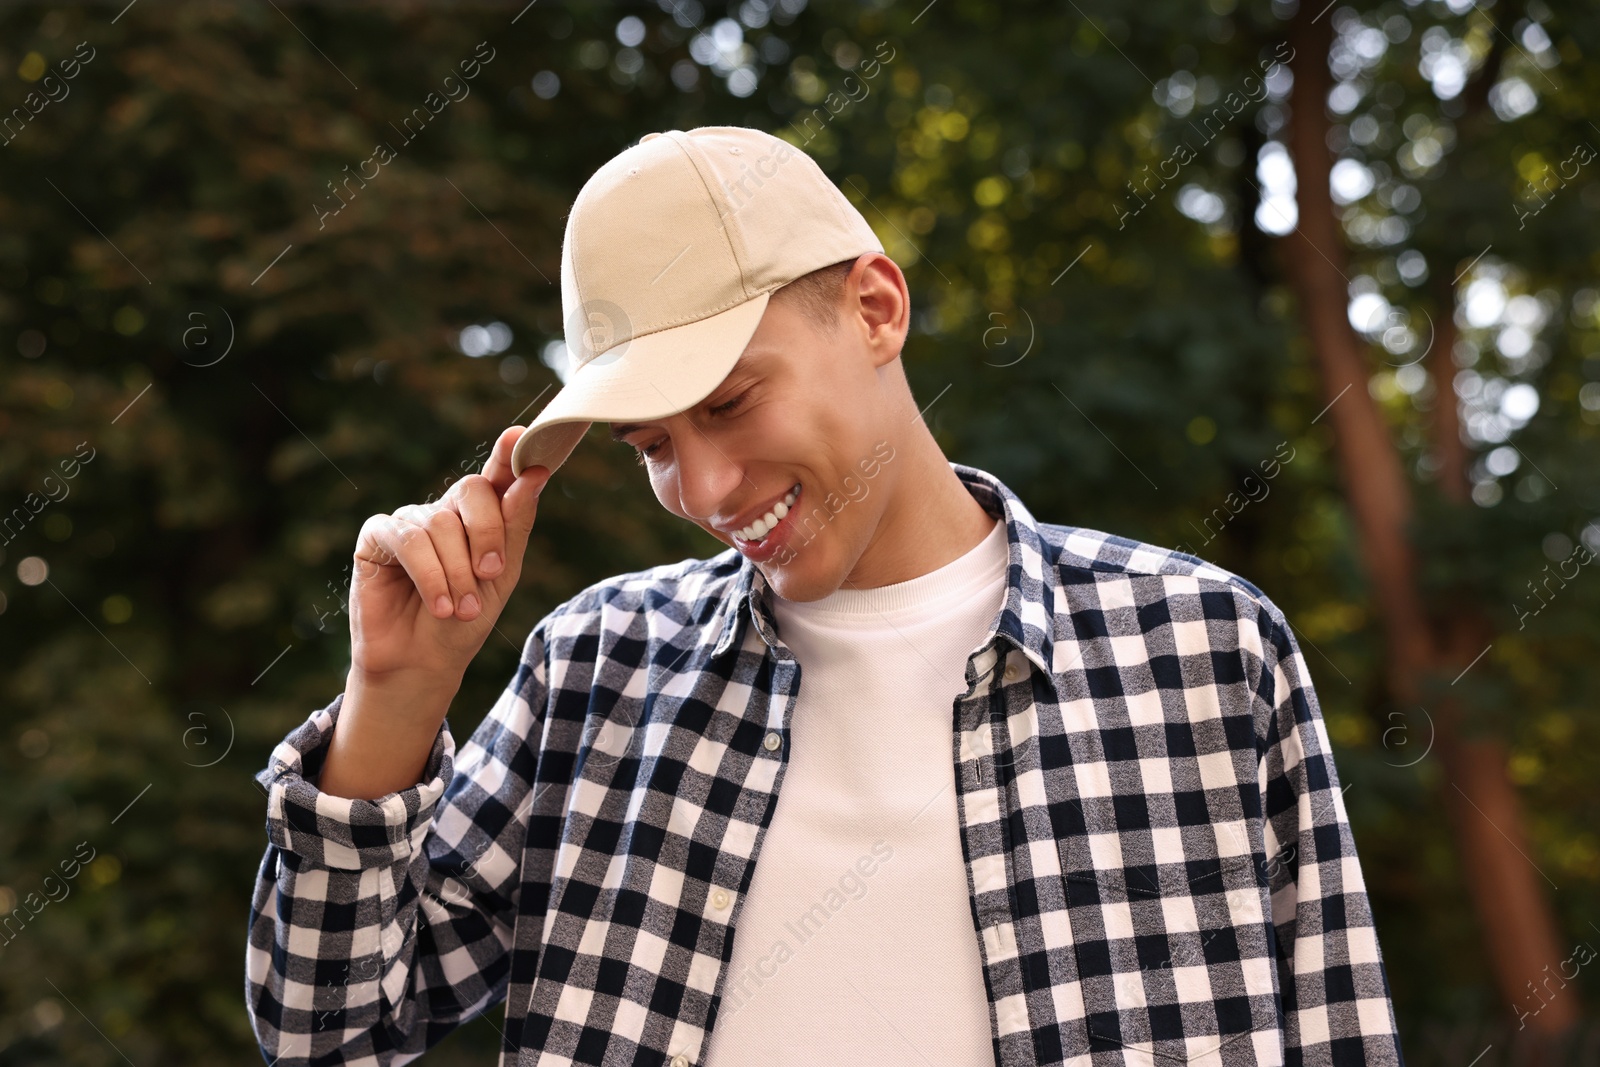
[739,483,800,541]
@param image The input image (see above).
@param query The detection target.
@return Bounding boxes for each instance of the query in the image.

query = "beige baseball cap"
[508,125,885,479]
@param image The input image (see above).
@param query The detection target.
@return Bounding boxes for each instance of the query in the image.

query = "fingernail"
[460,593,480,616]
[434,594,452,617]
[481,551,502,574]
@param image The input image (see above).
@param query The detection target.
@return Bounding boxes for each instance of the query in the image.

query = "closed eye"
[632,391,750,464]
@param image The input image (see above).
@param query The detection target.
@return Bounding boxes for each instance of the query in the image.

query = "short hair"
[771,258,855,334]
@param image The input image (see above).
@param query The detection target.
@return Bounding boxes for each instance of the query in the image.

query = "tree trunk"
[1425,277,1578,1035]
[1279,6,1577,1036]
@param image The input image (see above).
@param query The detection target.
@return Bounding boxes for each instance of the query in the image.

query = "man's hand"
[318,426,551,800]
[349,425,551,681]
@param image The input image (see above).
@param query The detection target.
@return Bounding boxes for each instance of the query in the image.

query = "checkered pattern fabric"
[246,462,1403,1067]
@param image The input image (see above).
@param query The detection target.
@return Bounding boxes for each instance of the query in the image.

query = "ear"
[845,252,909,369]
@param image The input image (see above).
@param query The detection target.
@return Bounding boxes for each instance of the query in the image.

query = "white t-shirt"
[701,515,1009,1067]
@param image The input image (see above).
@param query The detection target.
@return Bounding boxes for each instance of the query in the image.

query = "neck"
[841,421,997,589]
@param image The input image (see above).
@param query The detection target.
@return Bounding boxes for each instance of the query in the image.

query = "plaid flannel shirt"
[246,461,1403,1067]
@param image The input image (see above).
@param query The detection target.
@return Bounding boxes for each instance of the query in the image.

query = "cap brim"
[510,290,771,478]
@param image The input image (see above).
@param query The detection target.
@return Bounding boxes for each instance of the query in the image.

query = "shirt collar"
[711,462,1058,680]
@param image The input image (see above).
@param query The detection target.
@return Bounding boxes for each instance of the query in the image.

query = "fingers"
[416,507,481,619]
[499,463,549,571]
[481,425,525,494]
[451,475,507,580]
[386,504,479,620]
[356,513,456,619]
[352,430,556,627]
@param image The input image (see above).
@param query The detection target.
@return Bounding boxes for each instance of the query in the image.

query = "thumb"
[500,464,551,570]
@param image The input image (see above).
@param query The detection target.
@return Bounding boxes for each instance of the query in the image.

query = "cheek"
[648,468,699,525]
[648,469,676,511]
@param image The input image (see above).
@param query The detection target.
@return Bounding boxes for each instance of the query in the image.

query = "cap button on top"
[640,131,663,142]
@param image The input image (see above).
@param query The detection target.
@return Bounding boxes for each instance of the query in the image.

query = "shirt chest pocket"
[1057,820,1282,1066]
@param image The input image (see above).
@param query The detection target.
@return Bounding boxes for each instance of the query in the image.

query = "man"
[246,126,1404,1067]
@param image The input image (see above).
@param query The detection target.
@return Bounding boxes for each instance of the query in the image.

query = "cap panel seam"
[664,130,754,301]
[567,133,687,353]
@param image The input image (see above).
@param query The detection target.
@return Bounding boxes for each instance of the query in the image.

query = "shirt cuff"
[256,691,456,871]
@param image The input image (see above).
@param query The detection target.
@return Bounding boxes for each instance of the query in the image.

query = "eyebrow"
[607,350,765,442]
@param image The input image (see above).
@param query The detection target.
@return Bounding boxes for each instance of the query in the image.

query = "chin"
[760,541,847,602]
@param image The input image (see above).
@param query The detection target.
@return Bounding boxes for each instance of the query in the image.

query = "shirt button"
[712,889,730,909]
[670,1056,690,1067]
[1003,660,1023,682]
[763,731,782,752]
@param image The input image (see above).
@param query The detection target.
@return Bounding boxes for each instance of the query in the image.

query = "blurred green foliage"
[1,0,1598,1063]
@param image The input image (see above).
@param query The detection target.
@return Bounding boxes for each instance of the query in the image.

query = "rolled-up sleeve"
[245,623,551,1066]
[1251,596,1403,1067]
[261,697,453,870]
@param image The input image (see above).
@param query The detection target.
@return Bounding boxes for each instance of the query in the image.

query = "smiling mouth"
[733,482,801,545]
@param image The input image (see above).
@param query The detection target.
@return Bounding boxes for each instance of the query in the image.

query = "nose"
[670,419,747,525]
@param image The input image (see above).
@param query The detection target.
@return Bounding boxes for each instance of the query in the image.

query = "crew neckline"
[770,515,1007,621]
